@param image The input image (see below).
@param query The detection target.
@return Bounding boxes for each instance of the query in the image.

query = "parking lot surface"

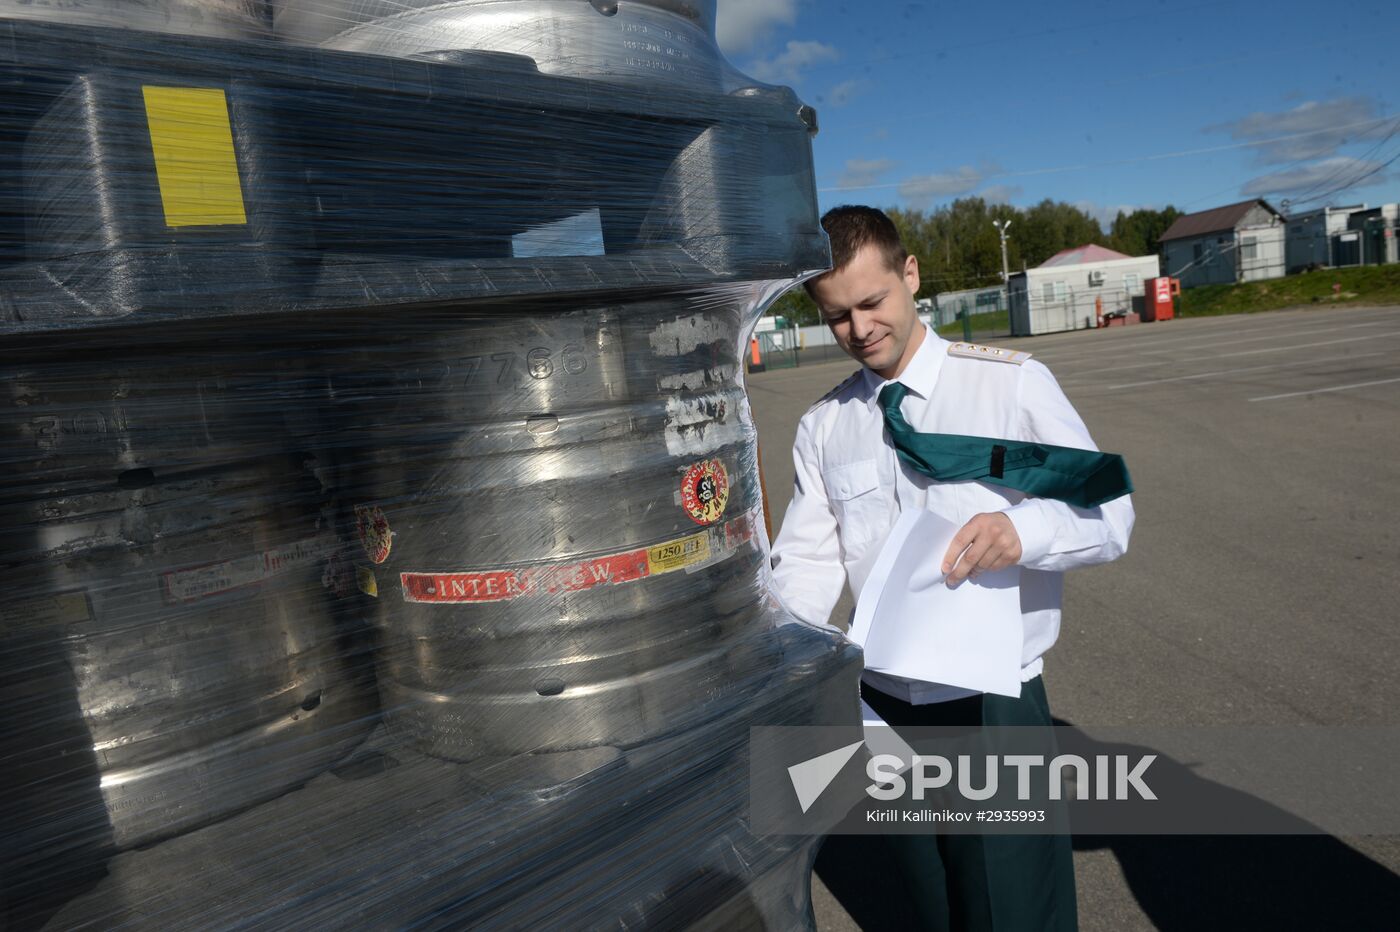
[746,305,1400,930]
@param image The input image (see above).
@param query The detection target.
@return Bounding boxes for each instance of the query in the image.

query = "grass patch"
[1177,265,1400,317]
[935,309,1010,337]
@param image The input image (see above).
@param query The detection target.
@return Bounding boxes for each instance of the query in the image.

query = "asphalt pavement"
[745,305,1400,931]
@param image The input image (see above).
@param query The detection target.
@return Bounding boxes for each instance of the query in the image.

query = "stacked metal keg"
[0,2,858,926]
[0,3,378,899]
[265,0,822,761]
[0,0,269,36]
[274,0,729,87]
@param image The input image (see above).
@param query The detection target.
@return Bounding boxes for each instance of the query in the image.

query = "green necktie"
[878,381,1133,509]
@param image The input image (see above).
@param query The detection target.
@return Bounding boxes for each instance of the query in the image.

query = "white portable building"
[1008,245,1160,336]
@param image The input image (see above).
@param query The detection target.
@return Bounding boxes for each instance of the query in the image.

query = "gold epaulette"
[947,342,1031,365]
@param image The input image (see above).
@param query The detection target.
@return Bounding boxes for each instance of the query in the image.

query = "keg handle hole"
[535,679,567,697]
[117,467,156,489]
[300,691,323,712]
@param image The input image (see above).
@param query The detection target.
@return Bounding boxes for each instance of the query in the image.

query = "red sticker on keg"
[402,549,650,604]
[161,536,337,604]
[400,509,760,605]
[355,505,392,565]
[680,459,729,526]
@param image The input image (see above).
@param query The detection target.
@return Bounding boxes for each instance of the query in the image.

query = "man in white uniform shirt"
[770,206,1134,930]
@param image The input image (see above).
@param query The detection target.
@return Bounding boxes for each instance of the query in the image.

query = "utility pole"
[992,219,1012,337]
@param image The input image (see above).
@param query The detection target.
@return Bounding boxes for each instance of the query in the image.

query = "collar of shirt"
[859,324,946,409]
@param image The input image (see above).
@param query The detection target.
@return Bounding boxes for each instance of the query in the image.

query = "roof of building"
[1037,244,1134,268]
[1159,199,1280,242]
[1286,204,1367,222]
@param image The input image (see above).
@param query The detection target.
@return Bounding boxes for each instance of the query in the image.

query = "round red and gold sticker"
[680,459,729,526]
[355,505,392,565]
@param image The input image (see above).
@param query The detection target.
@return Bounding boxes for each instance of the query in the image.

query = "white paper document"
[860,699,916,770]
[849,509,1024,698]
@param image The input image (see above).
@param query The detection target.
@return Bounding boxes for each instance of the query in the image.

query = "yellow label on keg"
[356,566,379,599]
[0,591,92,630]
[646,532,711,575]
[142,86,248,228]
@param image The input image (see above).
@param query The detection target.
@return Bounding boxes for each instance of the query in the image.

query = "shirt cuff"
[1004,499,1054,565]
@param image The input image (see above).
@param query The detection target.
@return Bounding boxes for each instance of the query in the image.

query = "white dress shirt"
[769,326,1134,704]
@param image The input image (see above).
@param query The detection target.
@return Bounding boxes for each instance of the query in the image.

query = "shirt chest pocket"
[823,459,886,550]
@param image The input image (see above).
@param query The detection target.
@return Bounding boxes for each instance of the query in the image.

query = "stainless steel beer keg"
[1,454,377,849]
[0,0,269,37]
[273,0,728,88]
[256,0,817,761]
[0,332,379,850]
[320,297,776,760]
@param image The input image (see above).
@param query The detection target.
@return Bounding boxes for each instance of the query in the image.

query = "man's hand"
[942,512,1022,587]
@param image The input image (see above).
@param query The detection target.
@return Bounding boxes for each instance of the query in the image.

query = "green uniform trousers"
[827,677,1077,932]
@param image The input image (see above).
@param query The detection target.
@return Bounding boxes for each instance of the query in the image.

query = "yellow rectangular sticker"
[142,86,248,228]
[647,532,711,574]
[0,592,92,630]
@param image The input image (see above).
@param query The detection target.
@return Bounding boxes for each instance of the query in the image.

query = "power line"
[1178,120,1393,211]
[1284,143,1400,210]
[1274,117,1400,205]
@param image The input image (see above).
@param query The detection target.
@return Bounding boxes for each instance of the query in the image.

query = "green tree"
[767,286,820,326]
[891,199,1021,296]
[1108,206,1183,258]
[1015,199,1107,268]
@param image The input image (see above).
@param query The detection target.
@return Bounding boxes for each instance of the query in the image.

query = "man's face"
[809,244,923,379]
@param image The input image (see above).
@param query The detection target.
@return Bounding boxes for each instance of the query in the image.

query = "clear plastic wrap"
[0,3,861,928]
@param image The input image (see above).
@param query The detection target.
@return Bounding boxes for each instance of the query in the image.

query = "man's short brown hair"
[806,205,907,294]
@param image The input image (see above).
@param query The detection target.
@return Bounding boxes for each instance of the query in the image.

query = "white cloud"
[979,184,1023,205]
[897,165,987,207]
[838,157,898,189]
[1207,97,1393,164]
[745,39,839,86]
[1241,156,1390,198]
[715,0,798,55]
[828,78,872,108]
[1073,201,1142,230]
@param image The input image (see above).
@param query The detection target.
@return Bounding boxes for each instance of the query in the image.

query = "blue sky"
[714,0,1400,227]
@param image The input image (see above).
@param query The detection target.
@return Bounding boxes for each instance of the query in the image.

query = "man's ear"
[903,253,920,295]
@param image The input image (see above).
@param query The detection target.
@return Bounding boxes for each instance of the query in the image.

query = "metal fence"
[935,287,1008,329]
[750,311,1017,373]
[754,329,797,370]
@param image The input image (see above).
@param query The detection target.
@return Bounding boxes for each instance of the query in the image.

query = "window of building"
[1042,281,1055,302]
[1241,236,1258,260]
[1123,273,1139,294]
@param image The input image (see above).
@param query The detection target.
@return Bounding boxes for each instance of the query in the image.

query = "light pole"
[992,219,1012,336]
[992,219,1012,283]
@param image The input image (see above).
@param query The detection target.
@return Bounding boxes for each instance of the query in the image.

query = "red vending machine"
[1144,276,1180,322]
